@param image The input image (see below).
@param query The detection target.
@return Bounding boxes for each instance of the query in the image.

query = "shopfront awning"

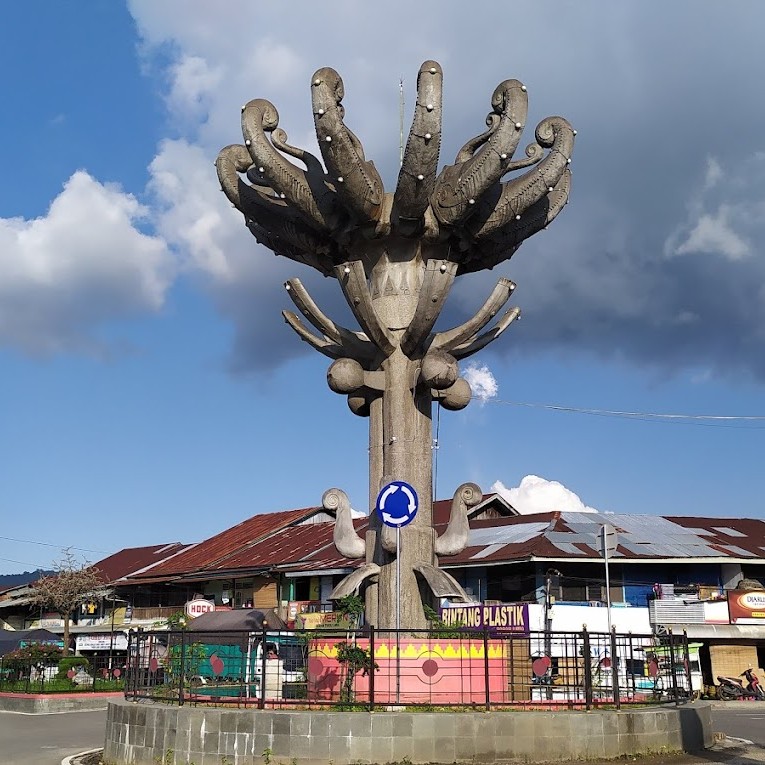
[683,623,765,640]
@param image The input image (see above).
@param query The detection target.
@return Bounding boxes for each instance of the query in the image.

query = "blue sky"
[2,1,765,574]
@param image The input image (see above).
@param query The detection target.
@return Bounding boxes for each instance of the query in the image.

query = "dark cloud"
[130,1,765,381]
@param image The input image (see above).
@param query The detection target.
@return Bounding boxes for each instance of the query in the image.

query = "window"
[555,581,623,604]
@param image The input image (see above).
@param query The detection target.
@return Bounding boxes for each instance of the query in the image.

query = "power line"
[0,556,47,569]
[0,535,107,554]
[486,399,765,427]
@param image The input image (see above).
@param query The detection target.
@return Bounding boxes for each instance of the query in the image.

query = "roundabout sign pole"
[376,480,419,703]
[376,480,419,632]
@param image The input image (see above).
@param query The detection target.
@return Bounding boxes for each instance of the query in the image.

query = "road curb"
[61,748,102,765]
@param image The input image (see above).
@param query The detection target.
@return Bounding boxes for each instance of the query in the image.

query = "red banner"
[728,589,765,623]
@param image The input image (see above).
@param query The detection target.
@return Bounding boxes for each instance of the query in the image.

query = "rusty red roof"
[128,507,320,580]
[91,543,191,583]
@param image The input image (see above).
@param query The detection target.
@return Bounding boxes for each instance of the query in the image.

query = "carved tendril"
[217,62,573,279]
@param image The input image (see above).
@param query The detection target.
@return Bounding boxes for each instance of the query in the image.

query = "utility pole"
[544,569,561,700]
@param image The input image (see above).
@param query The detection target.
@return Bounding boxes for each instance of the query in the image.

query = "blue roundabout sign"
[375,481,419,528]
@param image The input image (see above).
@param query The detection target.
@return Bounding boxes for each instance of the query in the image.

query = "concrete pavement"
[0,708,106,765]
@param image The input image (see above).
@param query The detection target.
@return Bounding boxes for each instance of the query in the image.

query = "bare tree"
[29,549,104,656]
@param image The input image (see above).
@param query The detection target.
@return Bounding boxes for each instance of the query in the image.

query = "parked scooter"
[716,668,765,700]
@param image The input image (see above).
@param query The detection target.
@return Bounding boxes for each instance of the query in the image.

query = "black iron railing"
[0,653,125,694]
[124,626,694,710]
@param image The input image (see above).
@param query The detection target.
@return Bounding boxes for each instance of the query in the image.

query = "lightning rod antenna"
[399,78,404,167]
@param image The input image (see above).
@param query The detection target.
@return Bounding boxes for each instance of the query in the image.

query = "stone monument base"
[104,699,713,765]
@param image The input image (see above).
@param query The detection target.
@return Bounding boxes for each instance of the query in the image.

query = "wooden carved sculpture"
[217,62,574,628]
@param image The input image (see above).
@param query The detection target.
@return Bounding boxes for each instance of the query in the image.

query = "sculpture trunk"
[375,350,434,629]
[365,252,434,630]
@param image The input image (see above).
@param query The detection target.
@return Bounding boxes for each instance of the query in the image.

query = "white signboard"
[76,633,129,651]
[185,598,215,618]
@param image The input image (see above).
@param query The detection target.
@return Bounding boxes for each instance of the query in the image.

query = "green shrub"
[56,656,90,679]
[3,644,63,675]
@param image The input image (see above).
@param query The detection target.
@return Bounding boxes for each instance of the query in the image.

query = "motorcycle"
[716,668,765,700]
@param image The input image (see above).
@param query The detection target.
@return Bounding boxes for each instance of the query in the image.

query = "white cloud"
[0,171,173,354]
[673,205,750,261]
[148,139,237,281]
[463,362,498,403]
[147,138,338,371]
[491,475,598,515]
[166,55,223,121]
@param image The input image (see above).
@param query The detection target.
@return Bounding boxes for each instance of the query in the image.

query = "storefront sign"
[440,603,530,634]
[76,633,129,651]
[296,611,352,630]
[20,637,64,650]
[728,589,765,623]
[185,598,215,618]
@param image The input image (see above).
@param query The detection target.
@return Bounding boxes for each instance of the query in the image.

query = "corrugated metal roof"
[112,503,765,587]
[444,511,765,565]
[93,543,192,583]
[205,519,366,571]
[128,507,320,579]
[468,522,549,547]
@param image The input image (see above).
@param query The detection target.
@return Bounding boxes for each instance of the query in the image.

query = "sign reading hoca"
[729,589,765,623]
[440,603,529,634]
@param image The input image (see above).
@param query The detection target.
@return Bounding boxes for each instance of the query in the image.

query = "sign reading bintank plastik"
[728,589,765,623]
[440,603,530,634]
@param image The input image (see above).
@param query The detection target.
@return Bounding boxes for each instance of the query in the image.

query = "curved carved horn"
[464,169,571,274]
[312,68,384,226]
[217,145,337,275]
[217,143,263,205]
[432,278,515,352]
[282,312,344,359]
[285,279,376,361]
[394,61,443,228]
[435,482,482,556]
[432,79,528,228]
[450,306,522,360]
[324,487,365,559]
[468,117,574,240]
[241,99,335,231]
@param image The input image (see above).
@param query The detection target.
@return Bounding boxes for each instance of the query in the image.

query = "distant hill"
[0,570,53,590]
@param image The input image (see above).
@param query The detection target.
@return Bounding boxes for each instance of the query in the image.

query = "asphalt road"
[0,708,106,765]
[712,704,765,746]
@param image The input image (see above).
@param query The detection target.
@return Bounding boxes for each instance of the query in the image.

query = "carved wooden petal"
[329,564,381,599]
[413,564,471,600]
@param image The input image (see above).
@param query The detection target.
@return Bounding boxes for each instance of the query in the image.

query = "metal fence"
[0,653,126,694]
[124,626,694,710]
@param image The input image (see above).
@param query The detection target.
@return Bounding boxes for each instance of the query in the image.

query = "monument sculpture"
[216,61,574,629]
